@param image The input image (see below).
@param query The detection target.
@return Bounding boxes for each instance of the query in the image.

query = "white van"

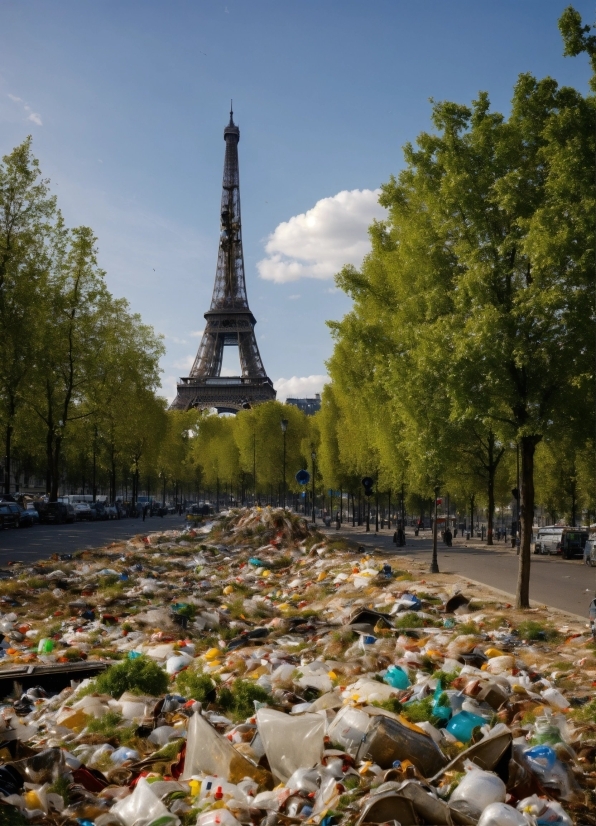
[534,526,565,556]
[534,526,589,558]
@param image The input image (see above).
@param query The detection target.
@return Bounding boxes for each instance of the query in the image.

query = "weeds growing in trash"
[516,619,561,642]
[91,654,170,697]
[175,668,216,702]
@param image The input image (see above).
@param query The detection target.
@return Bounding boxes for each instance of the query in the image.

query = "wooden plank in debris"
[0,660,109,696]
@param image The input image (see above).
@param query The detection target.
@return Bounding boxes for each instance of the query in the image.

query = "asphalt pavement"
[0,515,186,565]
[322,522,596,618]
[2,515,595,619]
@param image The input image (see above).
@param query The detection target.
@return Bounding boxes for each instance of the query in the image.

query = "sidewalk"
[321,520,518,556]
[319,520,594,619]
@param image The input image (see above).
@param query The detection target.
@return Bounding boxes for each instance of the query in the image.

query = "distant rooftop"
[286,394,321,416]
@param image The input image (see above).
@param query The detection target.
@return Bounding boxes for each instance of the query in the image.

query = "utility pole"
[253,433,256,505]
[311,451,316,525]
[430,486,440,573]
[281,419,288,509]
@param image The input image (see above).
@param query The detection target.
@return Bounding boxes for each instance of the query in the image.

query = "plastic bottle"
[541,687,569,711]
[531,717,563,745]
[432,681,452,723]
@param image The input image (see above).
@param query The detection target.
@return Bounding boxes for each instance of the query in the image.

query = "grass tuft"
[91,655,169,698]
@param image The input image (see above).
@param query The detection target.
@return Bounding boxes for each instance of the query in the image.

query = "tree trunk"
[50,434,62,500]
[111,459,116,503]
[516,436,539,609]
[487,470,495,545]
[570,478,577,527]
[470,494,475,537]
[4,423,12,496]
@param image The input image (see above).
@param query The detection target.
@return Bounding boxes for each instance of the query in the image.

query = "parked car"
[15,504,36,527]
[23,503,40,525]
[0,502,20,529]
[104,503,118,520]
[36,501,76,524]
[89,502,108,520]
[74,502,94,521]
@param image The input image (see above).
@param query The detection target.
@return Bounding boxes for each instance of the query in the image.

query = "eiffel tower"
[171,107,276,413]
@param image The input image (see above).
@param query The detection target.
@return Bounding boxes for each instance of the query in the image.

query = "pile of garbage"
[0,506,594,826]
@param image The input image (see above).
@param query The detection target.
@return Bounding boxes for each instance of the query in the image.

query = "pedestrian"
[336,511,340,530]
[444,526,452,547]
[392,529,398,545]
[142,504,146,522]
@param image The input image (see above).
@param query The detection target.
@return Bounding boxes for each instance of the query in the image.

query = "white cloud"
[288,294,300,300]
[190,329,205,338]
[173,354,195,371]
[166,334,188,345]
[5,92,42,125]
[274,374,329,401]
[257,189,385,284]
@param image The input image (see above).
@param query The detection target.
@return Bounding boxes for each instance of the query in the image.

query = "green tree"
[0,138,57,494]
[328,9,594,607]
[193,414,240,507]
[156,409,201,504]
[30,226,114,498]
[233,401,311,504]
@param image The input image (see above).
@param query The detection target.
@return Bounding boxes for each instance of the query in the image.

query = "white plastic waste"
[148,725,181,746]
[111,777,180,826]
[327,705,371,755]
[197,811,242,826]
[541,687,569,711]
[166,653,194,675]
[450,766,506,811]
[256,707,325,782]
[477,802,528,826]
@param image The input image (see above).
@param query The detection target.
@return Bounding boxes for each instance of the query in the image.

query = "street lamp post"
[311,450,316,525]
[281,419,288,509]
[362,477,374,532]
[253,433,256,506]
[430,486,440,573]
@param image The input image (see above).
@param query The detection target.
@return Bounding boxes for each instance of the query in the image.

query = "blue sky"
[1,0,593,401]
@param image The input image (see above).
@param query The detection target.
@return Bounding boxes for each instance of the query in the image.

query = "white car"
[104,504,118,519]
[74,502,94,521]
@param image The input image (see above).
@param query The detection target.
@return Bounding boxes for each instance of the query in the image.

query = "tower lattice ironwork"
[171,108,276,413]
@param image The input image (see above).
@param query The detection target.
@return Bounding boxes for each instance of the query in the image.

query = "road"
[0,515,186,565]
[2,516,595,619]
[323,523,596,619]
